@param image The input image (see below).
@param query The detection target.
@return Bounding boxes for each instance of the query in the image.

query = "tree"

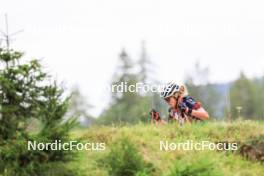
[0,48,79,175]
[256,77,264,119]
[98,48,150,124]
[230,72,258,119]
[138,40,150,84]
[68,86,94,127]
[111,48,135,102]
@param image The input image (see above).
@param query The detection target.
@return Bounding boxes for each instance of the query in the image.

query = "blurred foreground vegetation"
[71,120,264,176]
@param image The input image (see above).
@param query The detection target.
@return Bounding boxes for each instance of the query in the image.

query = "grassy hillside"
[70,121,264,176]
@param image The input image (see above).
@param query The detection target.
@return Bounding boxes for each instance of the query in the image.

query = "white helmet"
[160,82,180,99]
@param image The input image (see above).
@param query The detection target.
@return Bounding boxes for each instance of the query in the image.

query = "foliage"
[98,49,152,125]
[166,153,223,176]
[230,72,259,119]
[75,121,264,176]
[0,48,80,175]
[68,86,94,127]
[104,136,153,176]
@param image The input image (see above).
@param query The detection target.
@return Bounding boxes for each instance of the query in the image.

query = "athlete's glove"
[149,109,160,120]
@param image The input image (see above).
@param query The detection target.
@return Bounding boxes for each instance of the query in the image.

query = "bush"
[0,129,79,176]
[104,137,153,176]
[167,154,223,176]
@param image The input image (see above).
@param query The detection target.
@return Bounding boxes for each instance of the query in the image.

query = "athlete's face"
[165,96,177,108]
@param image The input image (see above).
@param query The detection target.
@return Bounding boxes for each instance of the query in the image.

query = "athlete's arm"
[188,107,209,120]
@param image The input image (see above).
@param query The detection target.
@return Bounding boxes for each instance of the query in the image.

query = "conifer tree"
[0,48,79,175]
[230,72,258,119]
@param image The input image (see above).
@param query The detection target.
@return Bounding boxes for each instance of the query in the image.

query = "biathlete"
[150,82,209,126]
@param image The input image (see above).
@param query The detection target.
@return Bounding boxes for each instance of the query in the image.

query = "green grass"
[70,120,264,176]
